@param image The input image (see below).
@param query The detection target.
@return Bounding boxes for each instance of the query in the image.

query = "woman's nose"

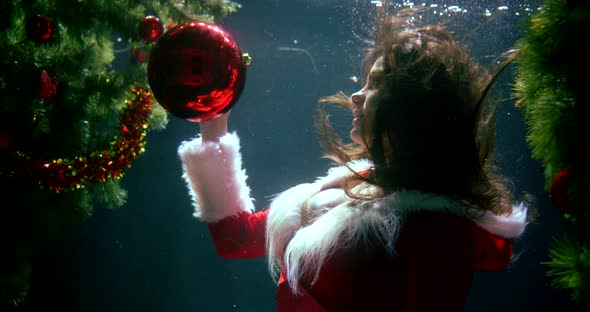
[351,92,364,106]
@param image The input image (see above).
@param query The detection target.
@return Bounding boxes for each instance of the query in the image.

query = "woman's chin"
[350,128,362,145]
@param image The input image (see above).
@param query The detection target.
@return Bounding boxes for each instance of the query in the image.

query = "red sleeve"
[396,211,474,311]
[467,220,513,271]
[207,210,269,258]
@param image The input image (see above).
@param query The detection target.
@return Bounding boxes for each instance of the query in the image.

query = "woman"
[177,9,528,312]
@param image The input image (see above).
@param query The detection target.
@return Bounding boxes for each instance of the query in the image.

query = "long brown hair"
[315,8,517,215]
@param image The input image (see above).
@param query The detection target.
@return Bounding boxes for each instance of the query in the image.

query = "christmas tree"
[0,0,241,307]
[513,0,589,305]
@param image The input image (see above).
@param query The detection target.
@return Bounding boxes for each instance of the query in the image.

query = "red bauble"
[132,47,148,63]
[147,21,247,122]
[139,16,164,43]
[550,167,583,215]
[0,130,12,148]
[35,69,59,100]
[26,14,55,43]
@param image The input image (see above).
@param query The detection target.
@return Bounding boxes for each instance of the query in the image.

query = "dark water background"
[26,0,587,311]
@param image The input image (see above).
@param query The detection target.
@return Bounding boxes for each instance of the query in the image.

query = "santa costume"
[178,132,528,312]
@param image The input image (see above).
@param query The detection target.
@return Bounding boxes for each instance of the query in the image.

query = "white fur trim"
[285,202,359,290]
[314,158,373,188]
[284,199,401,293]
[178,132,254,222]
[473,202,528,238]
[266,159,529,292]
[266,183,322,282]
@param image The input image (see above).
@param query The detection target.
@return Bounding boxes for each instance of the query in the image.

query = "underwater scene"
[1,0,588,311]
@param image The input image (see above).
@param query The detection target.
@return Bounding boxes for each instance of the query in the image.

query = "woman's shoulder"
[380,190,528,238]
[396,210,515,271]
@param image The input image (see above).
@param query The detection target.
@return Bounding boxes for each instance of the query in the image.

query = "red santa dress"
[178,132,528,312]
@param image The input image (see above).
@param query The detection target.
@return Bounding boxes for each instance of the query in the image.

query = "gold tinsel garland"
[0,87,153,193]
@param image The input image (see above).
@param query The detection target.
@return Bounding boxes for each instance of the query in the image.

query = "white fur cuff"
[178,132,254,222]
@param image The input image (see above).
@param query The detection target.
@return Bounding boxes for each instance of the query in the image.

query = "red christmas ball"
[0,130,12,148]
[147,21,247,122]
[35,69,59,100]
[550,167,583,215]
[132,47,148,63]
[26,14,54,43]
[139,16,164,43]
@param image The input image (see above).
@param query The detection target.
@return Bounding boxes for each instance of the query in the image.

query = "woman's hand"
[200,111,230,142]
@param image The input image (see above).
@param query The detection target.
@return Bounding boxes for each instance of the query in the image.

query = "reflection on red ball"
[147,21,246,122]
[26,14,54,43]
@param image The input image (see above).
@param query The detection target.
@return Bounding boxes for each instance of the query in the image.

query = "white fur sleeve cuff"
[177,132,255,222]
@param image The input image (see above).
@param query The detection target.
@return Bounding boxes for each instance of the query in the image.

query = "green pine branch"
[543,235,590,303]
[513,0,589,305]
[512,0,578,190]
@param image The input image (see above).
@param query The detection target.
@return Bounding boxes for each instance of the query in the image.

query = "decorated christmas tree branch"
[513,0,589,305]
[0,0,242,307]
[0,87,153,193]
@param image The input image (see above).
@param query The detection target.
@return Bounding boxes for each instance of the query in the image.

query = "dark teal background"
[25,1,586,311]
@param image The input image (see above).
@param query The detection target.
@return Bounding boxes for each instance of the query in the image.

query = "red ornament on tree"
[132,47,148,63]
[550,167,583,215]
[139,16,164,43]
[26,14,55,43]
[147,21,247,122]
[35,69,59,100]
[0,130,12,149]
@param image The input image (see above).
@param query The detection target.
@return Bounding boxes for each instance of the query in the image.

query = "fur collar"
[266,159,528,292]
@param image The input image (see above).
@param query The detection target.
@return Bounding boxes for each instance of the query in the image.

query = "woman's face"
[350,56,386,145]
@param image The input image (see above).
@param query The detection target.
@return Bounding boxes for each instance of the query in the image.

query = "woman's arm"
[208,210,269,258]
[200,111,229,142]
[178,112,268,259]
